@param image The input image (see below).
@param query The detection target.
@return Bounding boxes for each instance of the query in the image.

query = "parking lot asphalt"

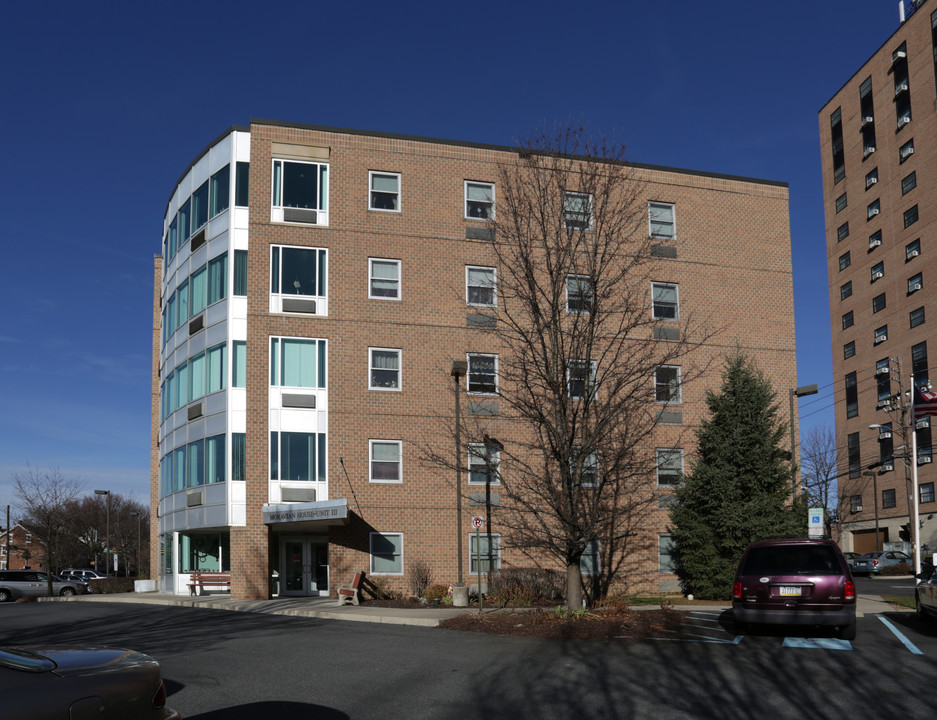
[36,586,910,627]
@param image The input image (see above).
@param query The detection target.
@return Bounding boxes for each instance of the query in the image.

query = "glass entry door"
[280,537,329,596]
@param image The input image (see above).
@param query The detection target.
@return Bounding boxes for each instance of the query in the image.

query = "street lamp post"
[789,384,819,498]
[130,511,142,577]
[451,361,468,607]
[94,490,110,577]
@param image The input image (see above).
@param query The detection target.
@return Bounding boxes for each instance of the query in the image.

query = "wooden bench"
[187,571,231,596]
[337,570,364,606]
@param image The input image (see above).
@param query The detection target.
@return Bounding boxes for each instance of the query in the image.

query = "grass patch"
[883,595,915,610]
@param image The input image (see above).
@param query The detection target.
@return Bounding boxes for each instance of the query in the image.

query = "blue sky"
[0,0,905,507]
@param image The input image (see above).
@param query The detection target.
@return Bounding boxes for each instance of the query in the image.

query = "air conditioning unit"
[853,505,863,513]
[917,417,931,429]
[864,146,877,157]
[877,398,892,409]
[893,49,907,61]
[918,454,933,465]
[901,147,914,160]
[868,208,880,217]
[910,282,922,292]
[882,461,895,471]
[879,429,893,439]
[875,334,888,344]
[869,238,882,248]
[875,365,890,375]
[898,116,911,128]
[872,270,884,280]
[866,176,878,187]
[862,115,874,127]
[908,249,920,258]
[895,81,909,95]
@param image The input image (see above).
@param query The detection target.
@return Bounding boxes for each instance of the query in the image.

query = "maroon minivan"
[732,538,856,640]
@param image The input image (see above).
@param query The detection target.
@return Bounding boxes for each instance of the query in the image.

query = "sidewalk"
[40,590,908,627]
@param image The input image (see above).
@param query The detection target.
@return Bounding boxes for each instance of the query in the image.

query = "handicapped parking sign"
[808,507,824,538]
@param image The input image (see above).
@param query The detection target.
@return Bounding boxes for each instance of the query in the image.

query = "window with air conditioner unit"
[906,239,921,260]
[895,81,909,95]
[898,115,911,129]
[861,115,874,127]
[871,262,884,281]
[270,245,328,315]
[900,140,914,161]
[908,274,923,293]
[271,158,329,225]
[893,46,907,62]
[865,168,878,188]
[867,200,880,219]
[874,326,888,344]
[869,231,882,250]
[863,145,876,158]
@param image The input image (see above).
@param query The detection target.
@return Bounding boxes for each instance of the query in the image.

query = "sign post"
[808,507,825,538]
[472,516,484,612]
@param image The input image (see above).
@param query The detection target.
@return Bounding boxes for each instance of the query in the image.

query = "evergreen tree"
[670,352,806,599]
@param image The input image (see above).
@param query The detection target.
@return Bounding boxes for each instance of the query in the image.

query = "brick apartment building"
[152,120,797,601]
[819,0,937,556]
[1,524,44,570]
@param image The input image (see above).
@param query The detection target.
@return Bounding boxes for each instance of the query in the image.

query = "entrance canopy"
[262,499,349,532]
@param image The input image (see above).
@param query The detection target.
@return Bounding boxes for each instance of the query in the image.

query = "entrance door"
[280,537,329,596]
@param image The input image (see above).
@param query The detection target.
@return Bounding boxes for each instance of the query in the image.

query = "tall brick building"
[819,0,937,556]
[152,120,797,600]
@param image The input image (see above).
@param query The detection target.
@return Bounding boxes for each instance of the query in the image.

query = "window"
[270,338,326,388]
[911,307,925,328]
[649,202,675,239]
[235,162,250,207]
[877,420,894,469]
[206,342,226,394]
[865,168,878,189]
[906,238,921,261]
[902,172,917,195]
[848,432,860,479]
[270,431,326,482]
[835,193,847,213]
[850,494,862,513]
[842,311,854,330]
[465,266,497,307]
[658,534,676,573]
[210,165,230,219]
[838,252,851,271]
[656,449,683,486]
[369,258,401,299]
[882,489,896,509]
[369,440,402,483]
[869,230,882,250]
[843,341,855,359]
[900,139,914,162]
[922,483,935,504]
[272,159,329,219]
[469,533,501,574]
[568,359,596,399]
[867,199,880,220]
[208,253,227,305]
[571,447,599,487]
[908,273,923,293]
[190,266,207,316]
[837,222,849,242]
[652,282,679,320]
[233,341,246,388]
[564,192,593,229]
[176,279,189,330]
[913,342,929,387]
[566,275,593,313]
[904,205,919,228]
[874,325,888,344]
[178,199,191,247]
[467,353,497,394]
[872,293,886,313]
[468,443,500,485]
[831,108,846,184]
[871,262,884,281]
[232,433,245,481]
[580,539,600,575]
[655,365,681,403]
[465,181,494,219]
[369,171,400,211]
[859,78,876,160]
[271,246,327,302]
[369,348,400,390]
[234,250,247,297]
[206,434,226,485]
[845,373,858,419]
[192,181,209,232]
[876,359,891,407]
[370,533,403,575]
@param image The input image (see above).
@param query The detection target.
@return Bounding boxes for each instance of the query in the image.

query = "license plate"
[779,586,802,597]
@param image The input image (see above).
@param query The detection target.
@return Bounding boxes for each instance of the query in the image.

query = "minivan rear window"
[741,546,840,575]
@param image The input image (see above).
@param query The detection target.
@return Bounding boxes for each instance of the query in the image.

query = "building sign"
[262,500,349,525]
[808,507,825,538]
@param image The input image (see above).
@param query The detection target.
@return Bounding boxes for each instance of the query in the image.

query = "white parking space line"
[781,637,852,650]
[877,615,924,655]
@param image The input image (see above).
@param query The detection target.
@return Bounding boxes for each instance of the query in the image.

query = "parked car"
[0,645,180,719]
[60,569,106,582]
[0,571,87,602]
[732,537,856,640]
[851,550,911,576]
[843,551,861,568]
[915,563,937,620]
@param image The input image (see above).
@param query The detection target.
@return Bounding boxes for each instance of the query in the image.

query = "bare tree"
[800,426,840,539]
[13,465,84,596]
[427,126,714,609]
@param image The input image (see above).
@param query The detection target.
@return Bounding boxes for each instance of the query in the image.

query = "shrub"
[423,584,449,600]
[407,558,433,598]
[487,568,564,606]
[881,562,912,576]
[89,577,135,594]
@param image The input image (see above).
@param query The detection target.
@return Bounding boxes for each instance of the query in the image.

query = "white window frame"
[655,365,682,404]
[658,533,676,573]
[369,258,401,300]
[568,359,597,399]
[571,446,599,487]
[649,202,676,240]
[468,443,501,486]
[565,274,594,313]
[656,448,684,487]
[270,158,329,225]
[466,266,497,307]
[467,353,498,395]
[269,245,329,315]
[652,282,679,320]
[469,533,501,574]
[369,347,401,391]
[369,439,403,484]
[369,171,401,212]
[563,191,593,230]
[580,538,600,575]
[465,180,495,220]
[369,532,404,576]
